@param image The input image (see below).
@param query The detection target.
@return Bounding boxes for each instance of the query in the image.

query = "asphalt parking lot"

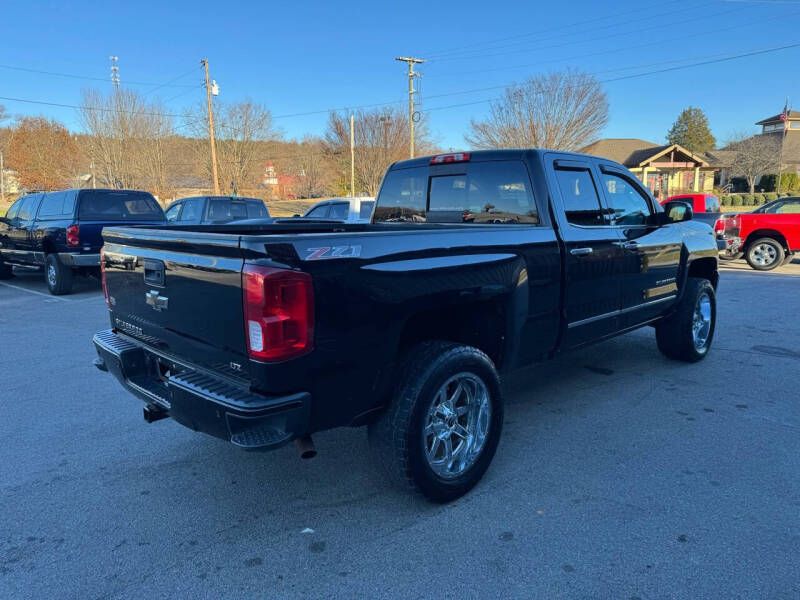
[1,261,799,600]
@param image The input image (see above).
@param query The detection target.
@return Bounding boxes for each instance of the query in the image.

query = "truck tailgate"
[101,226,249,378]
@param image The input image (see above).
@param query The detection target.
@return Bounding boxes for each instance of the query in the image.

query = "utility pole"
[201,59,220,195]
[349,114,355,197]
[395,57,424,158]
[777,98,789,195]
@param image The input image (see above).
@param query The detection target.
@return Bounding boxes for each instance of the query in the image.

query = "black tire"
[0,260,12,280]
[368,341,504,503]
[782,253,795,266]
[656,278,716,362]
[745,237,784,271]
[45,254,73,295]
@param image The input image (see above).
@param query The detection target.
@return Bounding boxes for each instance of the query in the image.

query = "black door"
[596,165,681,327]
[547,157,625,348]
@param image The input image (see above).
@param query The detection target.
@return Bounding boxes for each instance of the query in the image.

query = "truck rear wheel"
[45,254,73,295]
[656,278,716,362]
[368,341,504,503]
[745,237,784,271]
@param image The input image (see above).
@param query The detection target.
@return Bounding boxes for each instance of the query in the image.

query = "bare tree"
[325,107,434,196]
[79,89,175,198]
[466,69,608,151]
[186,100,281,195]
[6,117,80,190]
[726,132,781,194]
[290,136,333,198]
[0,104,8,125]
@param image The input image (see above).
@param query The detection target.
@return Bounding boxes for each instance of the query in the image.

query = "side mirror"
[661,200,693,224]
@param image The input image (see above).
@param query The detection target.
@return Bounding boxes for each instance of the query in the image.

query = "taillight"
[66,224,80,247]
[714,219,724,232]
[100,248,110,307]
[242,265,314,362]
[430,152,471,165]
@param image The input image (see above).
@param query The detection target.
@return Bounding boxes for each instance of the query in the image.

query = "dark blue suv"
[0,188,166,295]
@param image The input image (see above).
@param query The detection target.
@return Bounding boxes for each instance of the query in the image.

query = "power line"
[430,5,746,63]
[423,0,685,59]
[2,40,798,125]
[0,63,198,88]
[426,6,800,81]
[142,67,202,96]
[427,0,698,61]
[422,41,800,113]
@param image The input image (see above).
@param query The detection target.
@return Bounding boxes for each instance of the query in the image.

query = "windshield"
[78,190,164,220]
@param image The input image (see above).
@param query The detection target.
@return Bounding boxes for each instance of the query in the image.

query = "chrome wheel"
[424,373,491,479]
[47,264,57,287]
[692,293,712,351]
[751,243,777,267]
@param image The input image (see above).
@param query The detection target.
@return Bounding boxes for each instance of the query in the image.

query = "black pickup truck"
[93,149,719,502]
[0,188,166,294]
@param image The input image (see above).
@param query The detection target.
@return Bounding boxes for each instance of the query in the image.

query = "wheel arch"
[744,230,789,252]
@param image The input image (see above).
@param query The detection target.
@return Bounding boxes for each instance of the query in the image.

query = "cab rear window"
[78,190,163,220]
[374,161,538,224]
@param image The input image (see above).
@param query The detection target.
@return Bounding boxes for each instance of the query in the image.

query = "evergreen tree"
[666,107,716,153]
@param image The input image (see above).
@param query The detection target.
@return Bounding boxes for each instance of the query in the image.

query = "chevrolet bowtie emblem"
[145,290,169,312]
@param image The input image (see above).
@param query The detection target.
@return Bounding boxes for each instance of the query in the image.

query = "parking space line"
[0,281,68,301]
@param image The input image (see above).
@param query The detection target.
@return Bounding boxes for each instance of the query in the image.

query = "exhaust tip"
[295,435,317,459]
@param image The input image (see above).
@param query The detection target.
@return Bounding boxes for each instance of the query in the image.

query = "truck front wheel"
[656,278,716,362]
[368,341,504,503]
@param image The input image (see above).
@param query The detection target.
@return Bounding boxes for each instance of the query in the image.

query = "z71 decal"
[305,245,362,260]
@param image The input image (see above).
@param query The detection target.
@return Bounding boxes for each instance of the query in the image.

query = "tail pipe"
[295,435,317,459]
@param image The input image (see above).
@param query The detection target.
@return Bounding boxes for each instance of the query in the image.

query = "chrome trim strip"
[568,295,676,329]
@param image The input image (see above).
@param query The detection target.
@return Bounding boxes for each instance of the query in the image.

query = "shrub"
[754,193,766,205]
[741,193,754,205]
[719,195,730,206]
[731,194,743,206]
[766,192,778,201]
[781,172,800,191]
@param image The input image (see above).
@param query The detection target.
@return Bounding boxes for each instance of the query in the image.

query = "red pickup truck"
[722,196,800,270]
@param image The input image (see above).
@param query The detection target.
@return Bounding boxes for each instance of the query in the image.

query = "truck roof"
[388,148,624,171]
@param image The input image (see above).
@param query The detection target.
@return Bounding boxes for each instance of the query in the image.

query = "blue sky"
[2,0,799,149]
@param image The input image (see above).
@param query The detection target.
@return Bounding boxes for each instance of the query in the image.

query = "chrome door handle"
[614,241,640,250]
[570,247,593,256]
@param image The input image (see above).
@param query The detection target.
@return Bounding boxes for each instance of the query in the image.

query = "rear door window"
[328,203,349,220]
[359,201,375,219]
[705,196,720,212]
[17,195,42,222]
[246,201,268,218]
[553,168,605,227]
[776,200,800,214]
[306,205,329,218]
[78,190,163,220]
[179,197,204,221]
[38,191,76,219]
